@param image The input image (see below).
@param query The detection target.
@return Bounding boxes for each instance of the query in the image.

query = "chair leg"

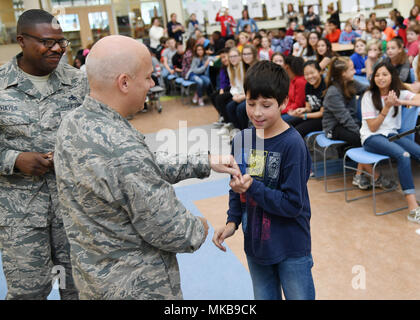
[324,145,346,193]
[344,157,407,215]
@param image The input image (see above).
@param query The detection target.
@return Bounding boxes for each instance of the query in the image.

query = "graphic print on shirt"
[246,150,282,241]
[248,149,267,178]
[307,94,322,111]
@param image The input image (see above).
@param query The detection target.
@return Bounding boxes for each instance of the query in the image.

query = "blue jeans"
[246,254,315,300]
[282,114,294,122]
[226,100,241,128]
[236,101,249,130]
[363,134,420,195]
[189,74,211,97]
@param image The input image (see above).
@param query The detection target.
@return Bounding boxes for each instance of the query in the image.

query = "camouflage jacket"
[54,96,210,299]
[0,54,88,227]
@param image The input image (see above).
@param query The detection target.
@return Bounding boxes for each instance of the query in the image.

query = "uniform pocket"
[1,115,32,138]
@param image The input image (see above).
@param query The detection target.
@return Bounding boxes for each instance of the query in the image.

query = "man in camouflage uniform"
[0,10,88,299]
[54,35,241,299]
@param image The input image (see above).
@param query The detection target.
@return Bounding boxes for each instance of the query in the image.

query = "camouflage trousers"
[0,214,78,300]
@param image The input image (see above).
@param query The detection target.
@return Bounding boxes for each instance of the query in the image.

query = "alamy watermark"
[351,265,366,290]
[52,265,66,290]
[155,121,264,167]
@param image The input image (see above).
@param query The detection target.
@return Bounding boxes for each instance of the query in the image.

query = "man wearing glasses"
[0,9,88,299]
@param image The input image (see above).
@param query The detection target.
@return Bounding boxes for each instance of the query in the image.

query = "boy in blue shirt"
[212,61,315,300]
[339,21,361,44]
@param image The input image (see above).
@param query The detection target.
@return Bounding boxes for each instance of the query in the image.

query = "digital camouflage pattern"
[0,54,88,299]
[0,54,88,227]
[54,96,210,299]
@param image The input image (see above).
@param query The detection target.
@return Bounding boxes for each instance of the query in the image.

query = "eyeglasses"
[21,33,70,49]
[242,53,253,56]
[229,55,240,59]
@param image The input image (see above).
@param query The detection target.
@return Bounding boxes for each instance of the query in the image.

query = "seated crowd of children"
[147,5,420,224]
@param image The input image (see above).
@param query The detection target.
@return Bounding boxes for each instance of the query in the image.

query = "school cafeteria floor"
[1,96,420,300]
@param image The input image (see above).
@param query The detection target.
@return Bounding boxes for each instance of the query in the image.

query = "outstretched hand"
[209,154,242,178]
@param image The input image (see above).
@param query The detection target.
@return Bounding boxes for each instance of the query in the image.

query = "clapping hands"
[384,90,399,109]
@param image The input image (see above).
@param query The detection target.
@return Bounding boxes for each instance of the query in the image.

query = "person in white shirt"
[149,17,166,52]
[360,61,420,224]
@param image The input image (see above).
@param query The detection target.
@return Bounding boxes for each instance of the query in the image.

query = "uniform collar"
[83,95,145,140]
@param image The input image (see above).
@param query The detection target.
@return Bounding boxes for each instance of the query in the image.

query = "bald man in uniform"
[54,35,241,299]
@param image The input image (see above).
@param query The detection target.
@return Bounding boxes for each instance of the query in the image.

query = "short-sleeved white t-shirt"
[360,90,415,144]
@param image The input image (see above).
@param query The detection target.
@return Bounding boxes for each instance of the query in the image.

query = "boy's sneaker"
[408,207,420,224]
[352,174,371,190]
[198,98,205,106]
[374,175,397,190]
[192,93,198,104]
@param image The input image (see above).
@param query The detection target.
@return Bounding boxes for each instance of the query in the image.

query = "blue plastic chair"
[313,133,348,192]
[343,106,420,216]
[181,80,196,104]
[166,74,178,95]
[304,131,323,177]
[354,75,370,87]
[409,68,415,84]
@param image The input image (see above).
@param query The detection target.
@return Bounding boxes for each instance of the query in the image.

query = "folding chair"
[166,74,178,95]
[304,131,323,177]
[313,133,348,192]
[343,106,420,216]
[181,80,196,105]
[147,86,165,113]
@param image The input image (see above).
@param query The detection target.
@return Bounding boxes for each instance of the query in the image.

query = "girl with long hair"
[233,44,259,131]
[181,37,197,80]
[306,31,320,61]
[216,47,245,136]
[360,61,420,223]
[186,44,213,106]
[242,44,258,70]
[287,61,325,137]
[322,56,392,190]
[379,37,411,83]
[365,39,384,80]
[271,52,285,67]
[316,38,337,71]
[361,19,375,42]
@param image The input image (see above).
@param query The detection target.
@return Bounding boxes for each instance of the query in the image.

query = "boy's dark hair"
[17,9,56,34]
[327,18,339,28]
[284,55,304,76]
[278,27,287,33]
[244,61,290,106]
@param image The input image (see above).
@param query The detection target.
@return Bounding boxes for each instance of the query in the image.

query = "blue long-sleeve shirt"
[228,127,312,265]
[339,31,361,44]
[350,52,367,76]
[236,18,258,34]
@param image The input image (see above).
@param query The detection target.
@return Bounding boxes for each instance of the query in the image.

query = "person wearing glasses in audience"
[0,9,88,299]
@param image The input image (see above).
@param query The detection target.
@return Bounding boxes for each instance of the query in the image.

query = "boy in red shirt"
[325,19,341,43]
[406,25,420,64]
[282,56,307,122]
